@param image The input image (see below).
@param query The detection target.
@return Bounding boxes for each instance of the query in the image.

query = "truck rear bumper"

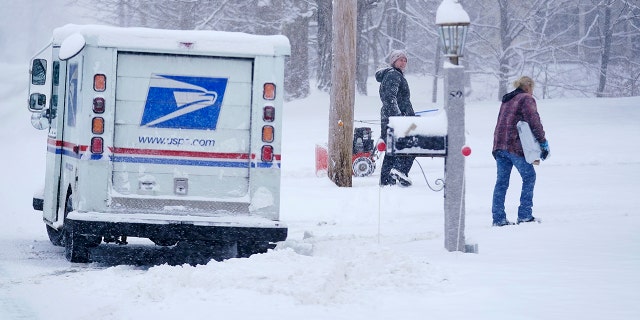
[65,212,287,242]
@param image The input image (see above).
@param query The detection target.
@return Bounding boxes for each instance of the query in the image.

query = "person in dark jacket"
[376,49,415,186]
[491,76,550,226]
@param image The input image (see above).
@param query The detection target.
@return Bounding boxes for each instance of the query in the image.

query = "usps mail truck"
[27,24,289,263]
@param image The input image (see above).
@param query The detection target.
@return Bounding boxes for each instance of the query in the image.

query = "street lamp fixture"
[436,0,470,65]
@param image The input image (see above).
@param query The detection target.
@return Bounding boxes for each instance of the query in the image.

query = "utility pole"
[328,0,357,187]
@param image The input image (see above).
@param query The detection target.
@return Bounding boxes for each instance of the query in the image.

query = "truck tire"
[46,225,64,247]
[65,229,90,263]
[63,194,90,263]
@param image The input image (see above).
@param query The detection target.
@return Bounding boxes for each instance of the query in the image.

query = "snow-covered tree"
[76,0,312,100]
[70,0,640,99]
[588,0,640,97]
[315,0,332,92]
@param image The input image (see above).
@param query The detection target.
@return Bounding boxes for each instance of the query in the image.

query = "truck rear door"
[112,52,254,212]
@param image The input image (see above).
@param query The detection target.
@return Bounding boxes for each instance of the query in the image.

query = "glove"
[540,140,550,160]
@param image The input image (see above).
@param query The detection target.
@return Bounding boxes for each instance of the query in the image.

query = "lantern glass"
[438,24,469,58]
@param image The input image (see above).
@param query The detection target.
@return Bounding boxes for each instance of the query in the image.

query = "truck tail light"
[94,74,106,92]
[92,117,104,134]
[93,97,105,113]
[262,125,274,143]
[263,83,276,100]
[261,145,273,162]
[91,137,103,154]
[263,105,275,122]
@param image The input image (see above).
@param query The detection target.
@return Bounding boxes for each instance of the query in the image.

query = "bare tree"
[596,1,614,97]
[315,0,333,92]
[463,0,591,98]
[73,0,640,100]
[590,0,640,97]
[283,13,312,100]
[356,0,380,95]
[250,1,313,100]
[385,0,407,50]
[77,0,312,100]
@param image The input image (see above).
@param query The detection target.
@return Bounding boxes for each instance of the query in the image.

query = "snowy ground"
[1,62,639,319]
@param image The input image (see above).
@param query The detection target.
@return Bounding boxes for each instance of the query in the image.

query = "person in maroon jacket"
[491,76,550,226]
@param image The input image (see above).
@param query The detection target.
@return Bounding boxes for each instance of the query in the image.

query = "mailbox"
[385,110,448,157]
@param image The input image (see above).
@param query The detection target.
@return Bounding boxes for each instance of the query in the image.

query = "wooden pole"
[328,0,357,187]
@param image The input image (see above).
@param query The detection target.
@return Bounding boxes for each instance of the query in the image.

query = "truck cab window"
[51,61,60,109]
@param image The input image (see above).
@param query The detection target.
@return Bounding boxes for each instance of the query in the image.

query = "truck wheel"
[63,194,90,263]
[46,225,64,247]
[65,229,90,263]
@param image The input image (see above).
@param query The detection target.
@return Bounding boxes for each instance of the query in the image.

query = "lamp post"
[436,0,476,253]
[436,0,470,66]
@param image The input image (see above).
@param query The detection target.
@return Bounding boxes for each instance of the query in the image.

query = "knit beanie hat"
[388,50,407,66]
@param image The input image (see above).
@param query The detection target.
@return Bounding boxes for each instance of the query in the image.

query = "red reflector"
[261,145,274,162]
[91,137,103,154]
[263,105,275,122]
[263,83,276,100]
[377,140,386,152]
[94,74,106,92]
[93,97,105,113]
[92,117,104,134]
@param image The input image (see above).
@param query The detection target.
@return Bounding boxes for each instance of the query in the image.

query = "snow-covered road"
[1,63,639,319]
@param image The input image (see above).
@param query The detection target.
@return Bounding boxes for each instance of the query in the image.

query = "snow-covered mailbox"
[385,110,448,157]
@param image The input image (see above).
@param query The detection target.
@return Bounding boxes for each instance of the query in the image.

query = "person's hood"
[501,88,525,102]
[375,67,401,82]
[375,67,392,82]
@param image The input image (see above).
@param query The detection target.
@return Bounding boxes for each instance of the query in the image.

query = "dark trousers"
[380,154,414,185]
[379,120,414,185]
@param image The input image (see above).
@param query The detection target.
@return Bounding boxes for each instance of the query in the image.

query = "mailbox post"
[383,0,477,253]
[436,0,476,253]
[443,64,469,252]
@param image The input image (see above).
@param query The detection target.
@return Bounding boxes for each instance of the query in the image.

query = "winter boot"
[390,168,412,187]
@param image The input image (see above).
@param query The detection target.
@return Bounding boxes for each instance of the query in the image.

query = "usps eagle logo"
[140,74,228,130]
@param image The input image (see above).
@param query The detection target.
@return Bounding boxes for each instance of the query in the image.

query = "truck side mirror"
[30,112,50,130]
[29,93,47,111]
[31,59,47,85]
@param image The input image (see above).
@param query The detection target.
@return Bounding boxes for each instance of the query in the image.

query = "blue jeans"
[491,150,536,223]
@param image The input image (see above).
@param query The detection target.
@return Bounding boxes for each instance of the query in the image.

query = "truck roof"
[52,24,291,57]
